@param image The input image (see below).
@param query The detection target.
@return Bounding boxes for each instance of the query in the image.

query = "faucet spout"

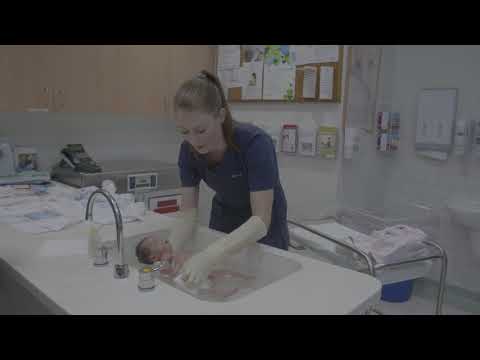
[85,189,129,279]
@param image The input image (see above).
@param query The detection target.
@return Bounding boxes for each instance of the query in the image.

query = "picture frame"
[14,146,39,172]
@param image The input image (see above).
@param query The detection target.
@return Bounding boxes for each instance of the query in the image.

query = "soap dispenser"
[454,118,468,156]
[474,120,480,158]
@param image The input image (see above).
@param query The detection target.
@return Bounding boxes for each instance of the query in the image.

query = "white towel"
[369,225,428,264]
[335,225,429,265]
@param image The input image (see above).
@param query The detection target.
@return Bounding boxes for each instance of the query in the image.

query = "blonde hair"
[174,70,239,152]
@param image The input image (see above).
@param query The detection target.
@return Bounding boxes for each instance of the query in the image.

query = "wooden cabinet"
[0,47,9,111]
[49,45,104,113]
[0,46,53,112]
[0,45,214,115]
[114,45,172,115]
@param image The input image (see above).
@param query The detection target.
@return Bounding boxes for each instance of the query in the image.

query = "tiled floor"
[374,296,474,315]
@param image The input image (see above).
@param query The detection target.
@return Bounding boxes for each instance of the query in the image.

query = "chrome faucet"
[85,189,129,279]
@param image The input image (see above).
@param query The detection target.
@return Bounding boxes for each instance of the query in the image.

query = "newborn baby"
[135,234,254,298]
[135,233,189,276]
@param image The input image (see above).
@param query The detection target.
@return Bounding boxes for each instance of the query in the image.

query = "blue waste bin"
[381,280,414,302]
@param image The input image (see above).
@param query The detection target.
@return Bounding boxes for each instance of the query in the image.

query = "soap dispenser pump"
[454,118,468,156]
[474,120,480,158]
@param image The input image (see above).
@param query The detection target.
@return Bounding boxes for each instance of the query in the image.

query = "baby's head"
[135,236,172,265]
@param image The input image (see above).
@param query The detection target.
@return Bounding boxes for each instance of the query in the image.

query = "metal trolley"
[287,206,448,315]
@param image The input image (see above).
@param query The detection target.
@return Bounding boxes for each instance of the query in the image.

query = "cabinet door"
[114,45,171,115]
[50,45,104,113]
[2,46,53,112]
[46,45,172,115]
[0,46,9,111]
[0,45,214,115]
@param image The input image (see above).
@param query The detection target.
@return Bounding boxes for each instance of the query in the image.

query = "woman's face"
[175,109,225,155]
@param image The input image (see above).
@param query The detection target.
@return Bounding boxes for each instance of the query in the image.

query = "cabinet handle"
[45,87,52,111]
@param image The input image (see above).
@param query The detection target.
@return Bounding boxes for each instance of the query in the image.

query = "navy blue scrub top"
[178,121,289,251]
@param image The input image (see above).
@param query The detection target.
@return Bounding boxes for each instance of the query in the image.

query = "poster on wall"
[264,45,296,66]
[262,64,296,101]
[240,61,264,100]
[241,45,265,63]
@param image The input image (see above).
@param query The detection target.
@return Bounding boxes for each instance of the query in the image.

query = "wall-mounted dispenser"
[281,124,298,154]
[454,117,468,156]
[474,120,480,158]
[298,118,317,157]
[376,111,400,152]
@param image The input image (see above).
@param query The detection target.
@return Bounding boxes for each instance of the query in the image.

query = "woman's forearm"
[206,216,267,259]
[168,208,198,252]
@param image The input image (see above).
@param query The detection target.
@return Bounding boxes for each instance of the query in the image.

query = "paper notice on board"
[262,64,296,101]
[315,45,339,63]
[241,45,265,63]
[293,45,339,65]
[218,68,243,96]
[302,66,317,98]
[241,61,263,100]
[292,46,314,65]
[217,69,233,94]
[218,69,230,85]
[218,45,241,70]
[319,66,334,100]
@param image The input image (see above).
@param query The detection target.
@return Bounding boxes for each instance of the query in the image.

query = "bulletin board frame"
[215,45,344,104]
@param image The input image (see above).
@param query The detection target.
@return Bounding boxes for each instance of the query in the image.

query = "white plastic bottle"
[298,117,317,157]
[88,221,102,258]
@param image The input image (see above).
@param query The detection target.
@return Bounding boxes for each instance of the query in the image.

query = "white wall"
[339,45,480,293]
[383,46,480,293]
[0,112,182,167]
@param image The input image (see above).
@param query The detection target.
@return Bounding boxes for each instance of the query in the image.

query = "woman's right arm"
[180,185,199,212]
[167,185,200,253]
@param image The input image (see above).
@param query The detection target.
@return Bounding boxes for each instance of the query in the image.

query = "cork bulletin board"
[216,45,344,104]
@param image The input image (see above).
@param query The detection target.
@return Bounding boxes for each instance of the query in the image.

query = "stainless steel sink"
[119,228,302,302]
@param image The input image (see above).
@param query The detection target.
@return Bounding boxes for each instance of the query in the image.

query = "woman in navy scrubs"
[137,70,289,285]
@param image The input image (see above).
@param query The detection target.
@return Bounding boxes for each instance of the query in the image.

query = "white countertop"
[0,183,382,315]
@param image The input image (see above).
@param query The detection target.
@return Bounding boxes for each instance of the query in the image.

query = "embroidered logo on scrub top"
[231,173,243,178]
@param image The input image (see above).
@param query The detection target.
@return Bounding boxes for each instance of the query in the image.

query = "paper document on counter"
[39,238,89,257]
[0,185,144,233]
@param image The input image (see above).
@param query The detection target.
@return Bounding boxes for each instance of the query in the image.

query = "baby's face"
[141,236,173,263]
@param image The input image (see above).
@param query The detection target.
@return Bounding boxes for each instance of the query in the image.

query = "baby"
[136,233,254,298]
[135,234,190,276]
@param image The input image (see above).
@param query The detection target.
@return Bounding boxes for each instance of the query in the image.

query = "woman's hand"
[179,249,218,285]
